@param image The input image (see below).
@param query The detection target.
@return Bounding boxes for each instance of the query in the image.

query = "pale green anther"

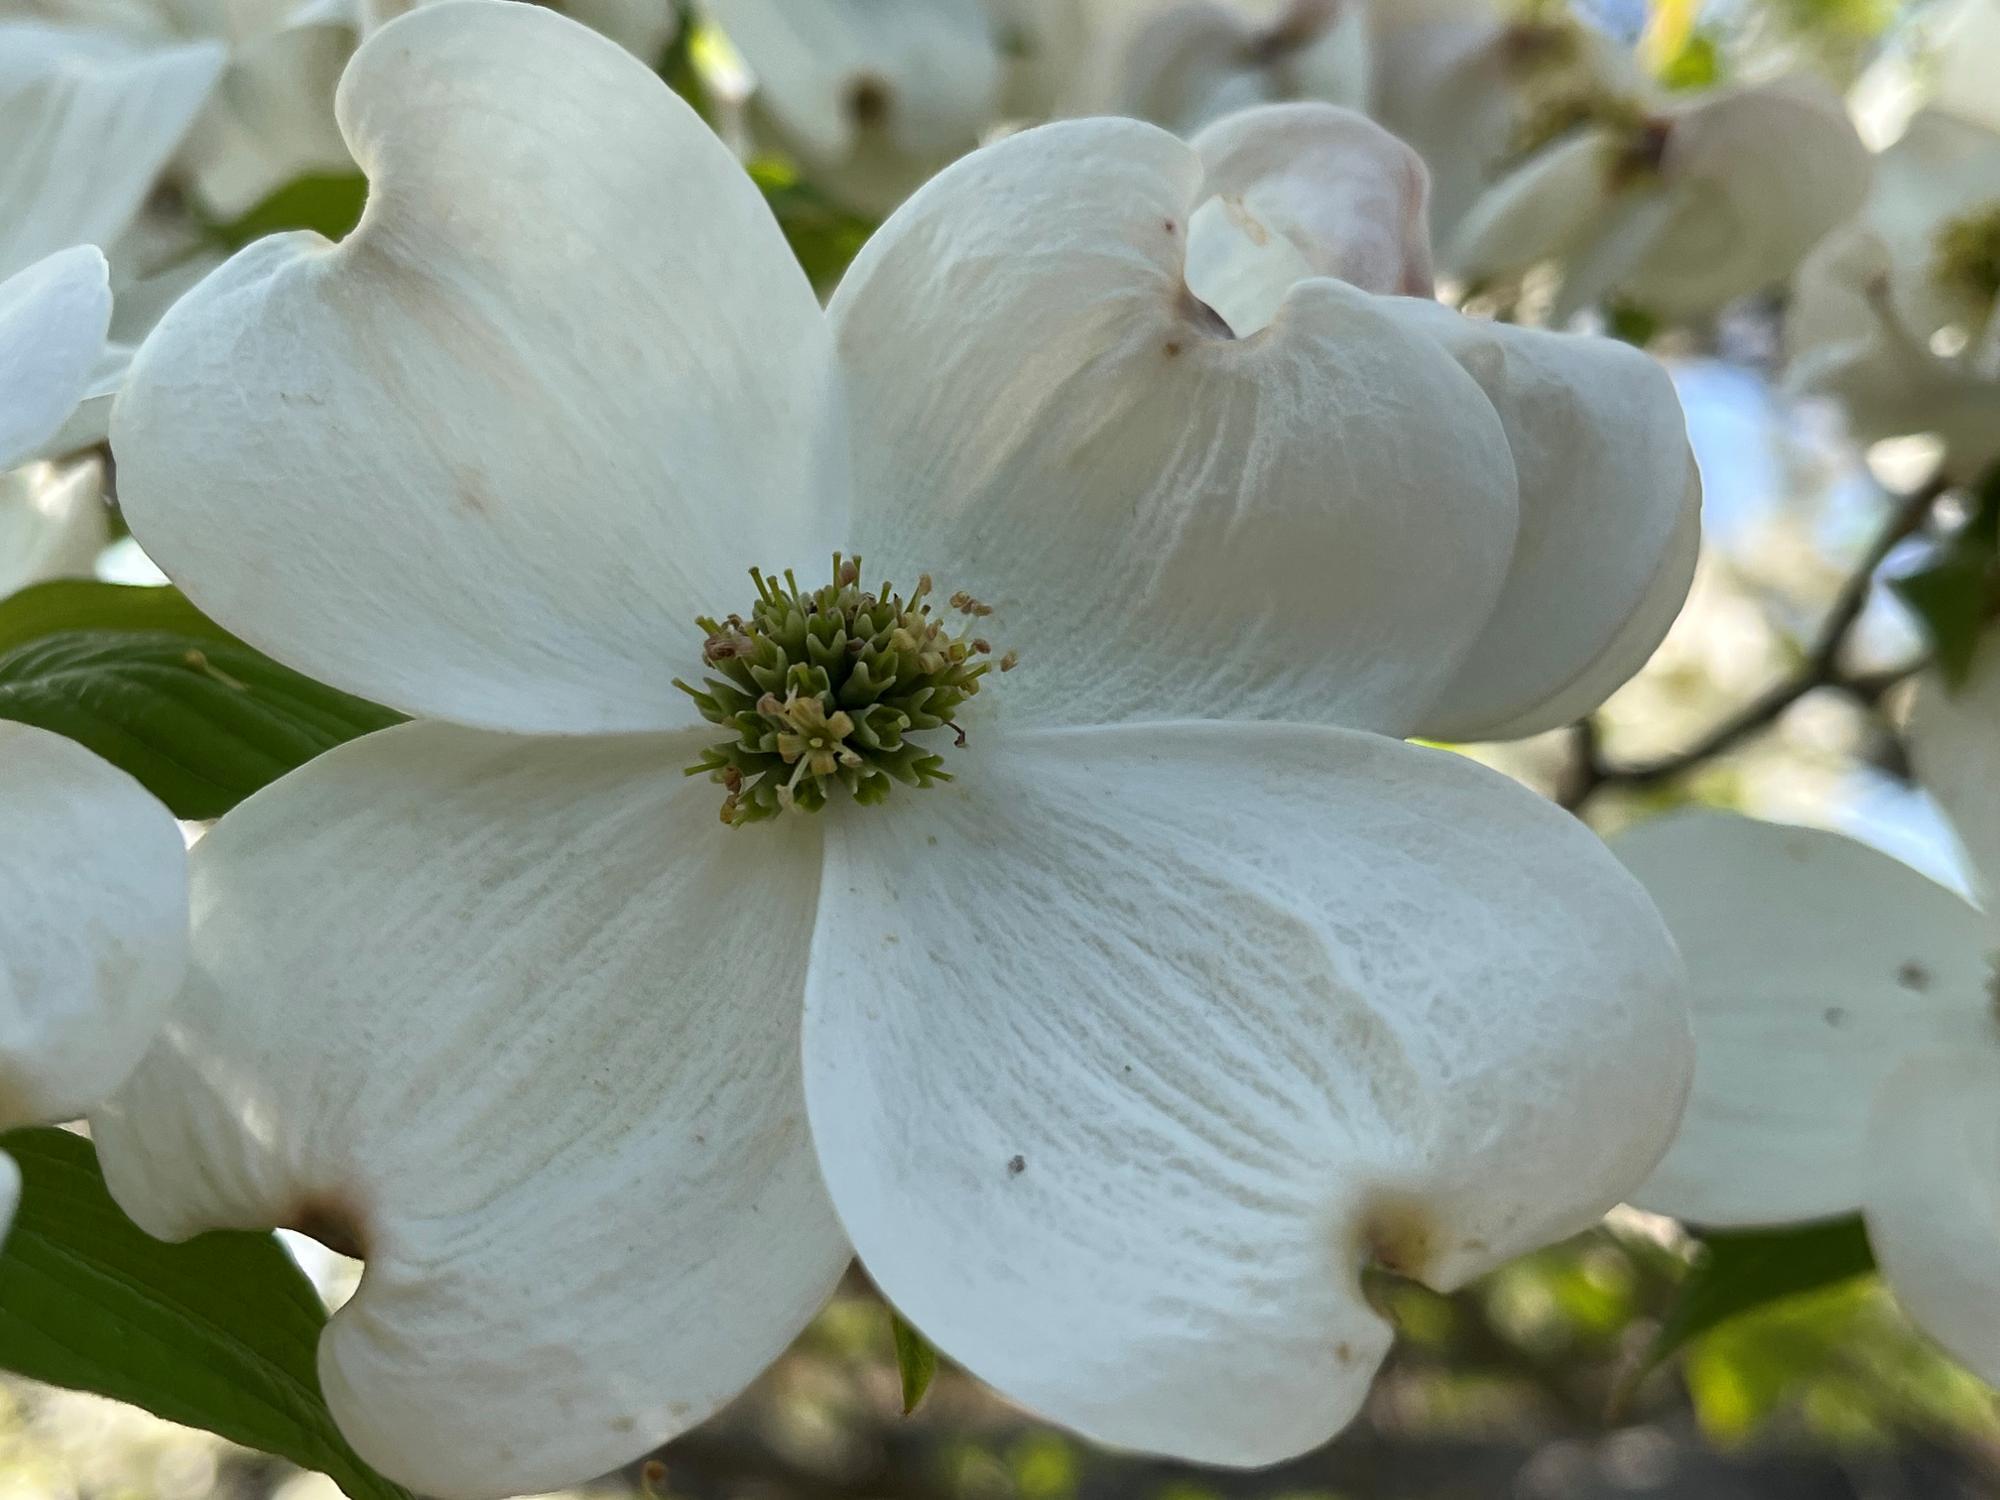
[1933,203,2000,325]
[674,554,1006,827]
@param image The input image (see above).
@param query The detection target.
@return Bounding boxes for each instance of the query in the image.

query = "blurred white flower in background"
[1614,657,2000,1390]
[89,4,1702,1494]
[1081,0,1370,135]
[1853,0,2000,145]
[700,0,1007,214]
[1448,71,1870,318]
[0,721,188,1241]
[1787,108,2000,479]
[0,13,220,274]
[365,0,679,61]
[2,0,355,222]
[1365,0,1645,248]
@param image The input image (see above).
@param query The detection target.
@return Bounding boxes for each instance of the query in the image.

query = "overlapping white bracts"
[104,8,1700,1494]
[1619,667,2000,1387]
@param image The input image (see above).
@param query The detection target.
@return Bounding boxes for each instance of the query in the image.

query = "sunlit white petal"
[1911,649,2000,899]
[1387,301,1700,741]
[805,721,1690,1464]
[1863,1047,2000,1385]
[113,0,843,734]
[832,117,1520,737]
[0,722,187,1130]
[1616,810,1991,1227]
[1184,101,1433,337]
[0,246,111,474]
[94,721,849,1500]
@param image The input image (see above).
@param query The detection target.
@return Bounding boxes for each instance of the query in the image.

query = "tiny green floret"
[675,555,1010,827]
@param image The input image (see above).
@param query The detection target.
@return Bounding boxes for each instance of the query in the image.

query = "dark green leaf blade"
[1617,1216,1876,1408]
[1892,554,1991,690]
[0,584,400,818]
[890,1312,938,1415]
[0,1128,413,1500]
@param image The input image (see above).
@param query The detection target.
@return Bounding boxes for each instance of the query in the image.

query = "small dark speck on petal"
[1006,1154,1026,1177]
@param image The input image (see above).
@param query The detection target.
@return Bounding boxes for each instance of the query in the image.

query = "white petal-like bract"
[1912,649,2000,903]
[1388,300,1700,741]
[1617,810,1991,1227]
[0,722,187,1133]
[832,117,1520,738]
[94,722,850,1500]
[0,246,112,473]
[1864,1048,2000,1386]
[113,0,844,735]
[805,720,1690,1465]
[0,22,223,280]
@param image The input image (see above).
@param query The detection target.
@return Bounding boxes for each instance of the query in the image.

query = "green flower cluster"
[676,555,1011,826]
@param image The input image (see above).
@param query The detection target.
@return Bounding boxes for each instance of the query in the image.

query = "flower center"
[675,555,1014,827]
[1933,202,2000,325]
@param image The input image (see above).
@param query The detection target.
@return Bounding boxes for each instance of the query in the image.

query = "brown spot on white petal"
[453,465,491,516]
[1897,960,1931,992]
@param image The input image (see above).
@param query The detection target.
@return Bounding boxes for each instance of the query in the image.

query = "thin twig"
[1563,476,1949,811]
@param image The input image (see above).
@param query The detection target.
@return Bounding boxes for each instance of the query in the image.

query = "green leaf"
[0,578,233,648]
[0,1127,413,1500]
[1892,463,2000,689]
[1892,552,1991,689]
[205,173,369,251]
[1618,1217,1875,1408]
[1655,30,1723,90]
[750,158,873,293]
[0,582,400,818]
[890,1312,938,1415]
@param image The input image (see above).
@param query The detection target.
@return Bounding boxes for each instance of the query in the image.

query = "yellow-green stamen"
[675,555,1007,827]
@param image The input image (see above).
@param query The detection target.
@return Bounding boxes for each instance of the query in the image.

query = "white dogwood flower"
[701,0,1006,215]
[101,7,1697,1495]
[1615,652,2000,1386]
[0,721,188,1237]
[4,0,357,220]
[1365,0,1642,246]
[1081,0,1370,137]
[1447,67,1869,320]
[1787,109,2000,479]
